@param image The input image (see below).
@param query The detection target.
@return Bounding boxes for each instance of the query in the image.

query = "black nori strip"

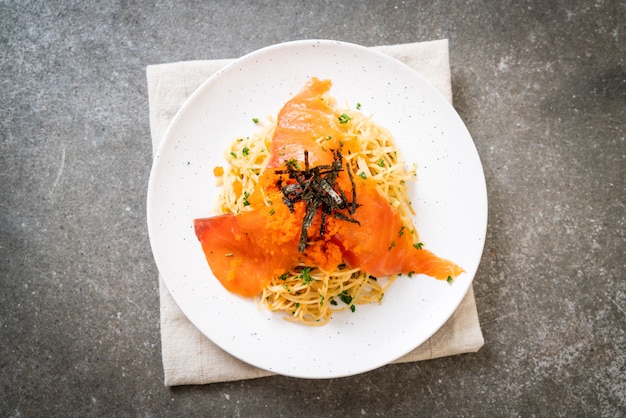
[276,150,360,252]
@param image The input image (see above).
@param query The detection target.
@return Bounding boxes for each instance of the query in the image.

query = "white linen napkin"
[147,39,484,386]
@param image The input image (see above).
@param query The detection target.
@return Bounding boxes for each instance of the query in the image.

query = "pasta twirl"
[193,78,463,326]
[215,103,415,325]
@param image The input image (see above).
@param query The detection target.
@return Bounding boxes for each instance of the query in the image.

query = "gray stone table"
[1,1,624,416]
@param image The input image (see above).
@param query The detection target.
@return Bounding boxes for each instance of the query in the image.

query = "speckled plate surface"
[147,40,487,378]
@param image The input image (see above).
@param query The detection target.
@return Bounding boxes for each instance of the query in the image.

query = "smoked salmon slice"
[266,78,344,169]
[194,77,463,297]
[194,208,301,297]
[335,180,464,279]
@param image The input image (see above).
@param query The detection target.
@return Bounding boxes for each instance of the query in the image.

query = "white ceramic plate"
[147,40,487,378]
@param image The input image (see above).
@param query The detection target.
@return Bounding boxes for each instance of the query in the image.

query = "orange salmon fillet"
[194,78,463,297]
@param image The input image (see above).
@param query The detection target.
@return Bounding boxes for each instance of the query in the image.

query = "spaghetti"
[214,100,417,325]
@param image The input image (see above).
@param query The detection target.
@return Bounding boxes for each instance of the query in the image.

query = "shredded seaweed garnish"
[276,150,360,252]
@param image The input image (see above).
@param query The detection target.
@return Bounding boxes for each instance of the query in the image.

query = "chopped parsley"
[413,242,424,250]
[339,291,353,305]
[359,172,367,179]
[356,102,362,110]
[338,113,351,124]
[299,267,313,285]
[242,191,250,206]
[252,117,259,123]
[447,276,453,284]
[242,147,250,156]
[285,159,300,170]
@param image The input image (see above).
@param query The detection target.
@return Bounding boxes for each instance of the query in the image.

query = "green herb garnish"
[299,267,313,285]
[339,291,353,305]
[285,159,300,170]
[413,242,424,250]
[338,113,351,124]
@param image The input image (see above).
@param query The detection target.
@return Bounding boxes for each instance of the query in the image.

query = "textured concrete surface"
[1,1,624,416]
